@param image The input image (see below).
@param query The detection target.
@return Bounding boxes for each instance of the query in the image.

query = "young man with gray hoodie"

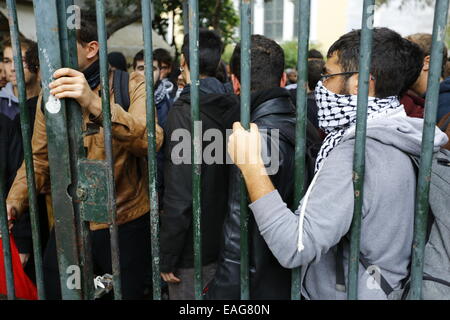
[227,28,449,300]
[0,39,43,271]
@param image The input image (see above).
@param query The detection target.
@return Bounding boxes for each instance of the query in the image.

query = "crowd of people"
[1,10,450,300]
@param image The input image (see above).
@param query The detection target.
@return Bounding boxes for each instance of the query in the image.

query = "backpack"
[112,69,130,111]
[336,149,450,300]
[401,150,450,299]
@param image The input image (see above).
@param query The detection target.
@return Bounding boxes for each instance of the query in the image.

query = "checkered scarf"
[314,81,402,172]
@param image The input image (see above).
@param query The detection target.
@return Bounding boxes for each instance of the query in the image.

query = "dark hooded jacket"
[437,76,450,123]
[205,87,322,299]
[160,77,238,272]
[0,85,39,255]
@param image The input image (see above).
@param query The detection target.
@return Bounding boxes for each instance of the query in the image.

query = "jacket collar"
[83,59,101,90]
[182,77,230,96]
[250,87,295,121]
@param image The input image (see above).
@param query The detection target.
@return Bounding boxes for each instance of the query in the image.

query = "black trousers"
[43,213,152,300]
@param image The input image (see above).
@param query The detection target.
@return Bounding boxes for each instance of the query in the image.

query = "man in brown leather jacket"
[6,13,163,299]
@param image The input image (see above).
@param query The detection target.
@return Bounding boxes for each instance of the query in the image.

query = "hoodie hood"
[0,82,19,120]
[0,82,19,105]
[178,90,239,130]
[182,77,231,96]
[342,106,448,156]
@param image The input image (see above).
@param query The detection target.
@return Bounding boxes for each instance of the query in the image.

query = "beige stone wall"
[315,0,349,53]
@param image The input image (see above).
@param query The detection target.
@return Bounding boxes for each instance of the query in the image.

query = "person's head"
[2,38,39,89]
[177,73,186,89]
[308,58,325,92]
[181,29,223,83]
[215,60,229,83]
[0,62,7,89]
[132,49,160,85]
[286,68,298,84]
[76,11,99,71]
[308,49,324,60]
[399,38,424,96]
[108,51,127,72]
[153,48,172,80]
[444,59,450,80]
[406,33,448,96]
[133,50,145,75]
[230,34,286,94]
[323,27,422,98]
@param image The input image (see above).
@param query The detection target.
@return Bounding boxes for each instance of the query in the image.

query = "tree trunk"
[211,0,222,35]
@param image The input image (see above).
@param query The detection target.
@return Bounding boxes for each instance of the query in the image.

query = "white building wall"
[223,0,436,47]
[347,0,434,36]
[253,0,265,35]
[282,0,295,41]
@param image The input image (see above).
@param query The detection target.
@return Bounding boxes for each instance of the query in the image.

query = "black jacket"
[205,87,322,299]
[0,95,44,255]
[160,77,238,272]
[288,89,320,130]
[0,96,38,194]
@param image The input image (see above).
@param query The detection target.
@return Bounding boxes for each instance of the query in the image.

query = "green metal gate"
[1,0,448,300]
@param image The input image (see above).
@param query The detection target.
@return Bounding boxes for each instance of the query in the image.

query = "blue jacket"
[437,76,450,122]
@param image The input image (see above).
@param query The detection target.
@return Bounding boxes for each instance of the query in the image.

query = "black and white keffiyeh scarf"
[314,81,402,172]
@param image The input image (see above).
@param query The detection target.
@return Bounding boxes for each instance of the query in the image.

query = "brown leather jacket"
[438,112,450,150]
[7,71,164,231]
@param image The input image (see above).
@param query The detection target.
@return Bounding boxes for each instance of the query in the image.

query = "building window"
[264,0,284,41]
[293,0,299,38]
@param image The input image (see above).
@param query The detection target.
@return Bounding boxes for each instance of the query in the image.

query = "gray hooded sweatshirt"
[0,82,19,120]
[249,107,449,300]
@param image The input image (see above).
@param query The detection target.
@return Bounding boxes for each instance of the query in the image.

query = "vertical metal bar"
[141,0,161,301]
[188,0,203,300]
[347,0,375,300]
[6,0,45,300]
[239,0,251,301]
[33,0,82,300]
[0,164,15,300]
[409,0,449,300]
[56,0,95,300]
[95,0,122,300]
[291,0,311,301]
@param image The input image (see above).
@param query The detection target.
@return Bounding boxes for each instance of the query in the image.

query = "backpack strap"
[408,154,435,241]
[335,237,395,297]
[113,70,130,111]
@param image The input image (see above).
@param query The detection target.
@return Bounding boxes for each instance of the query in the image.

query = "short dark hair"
[108,51,127,72]
[400,39,424,96]
[327,27,423,98]
[133,49,144,70]
[25,41,39,74]
[153,48,172,68]
[3,37,38,73]
[308,58,325,91]
[230,34,285,91]
[3,36,35,52]
[76,11,98,45]
[182,29,223,77]
[308,49,324,60]
[132,49,171,70]
[215,60,229,83]
[406,33,448,78]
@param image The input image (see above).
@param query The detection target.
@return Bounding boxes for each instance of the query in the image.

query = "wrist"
[87,93,102,117]
[241,161,266,179]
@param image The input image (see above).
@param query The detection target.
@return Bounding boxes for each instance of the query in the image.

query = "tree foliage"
[82,0,239,45]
